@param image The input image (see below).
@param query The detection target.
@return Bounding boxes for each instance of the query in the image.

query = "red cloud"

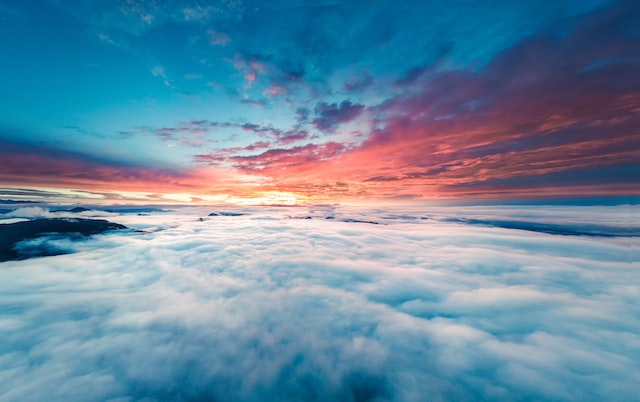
[230,142,347,172]
[209,2,640,201]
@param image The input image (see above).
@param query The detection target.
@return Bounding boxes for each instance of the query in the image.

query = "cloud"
[312,100,366,132]
[214,0,640,201]
[228,53,268,88]
[263,85,286,96]
[0,187,77,201]
[0,205,638,401]
[97,33,118,46]
[357,0,640,194]
[275,129,309,145]
[223,52,306,99]
[208,29,230,46]
[135,123,214,148]
[182,1,246,24]
[230,142,347,172]
[5,206,62,218]
[343,74,374,92]
[55,0,246,36]
[5,207,116,219]
[0,140,230,197]
[151,65,171,87]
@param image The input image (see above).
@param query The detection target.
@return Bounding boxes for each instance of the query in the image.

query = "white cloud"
[151,65,171,87]
[0,205,638,401]
[5,207,116,219]
[5,206,52,218]
[98,33,118,47]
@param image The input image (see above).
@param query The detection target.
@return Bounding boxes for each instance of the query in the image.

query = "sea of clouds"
[0,205,638,401]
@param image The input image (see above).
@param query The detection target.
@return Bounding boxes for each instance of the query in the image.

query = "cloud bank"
[0,205,638,401]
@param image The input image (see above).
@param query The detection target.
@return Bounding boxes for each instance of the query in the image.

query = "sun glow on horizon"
[235,191,309,206]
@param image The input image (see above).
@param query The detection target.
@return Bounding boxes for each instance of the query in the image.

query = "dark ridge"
[0,218,128,262]
[285,215,379,224]
[104,207,168,214]
[340,218,380,225]
[0,200,39,204]
[69,206,90,213]
[51,206,91,213]
[0,209,12,215]
[208,212,245,217]
[443,218,639,237]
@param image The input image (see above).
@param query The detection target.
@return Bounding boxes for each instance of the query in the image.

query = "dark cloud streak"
[312,100,365,132]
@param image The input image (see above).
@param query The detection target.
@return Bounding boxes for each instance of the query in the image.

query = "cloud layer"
[1,206,638,401]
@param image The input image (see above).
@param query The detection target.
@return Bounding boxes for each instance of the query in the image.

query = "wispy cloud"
[207,29,230,46]
[151,65,171,87]
[0,140,225,196]
[230,142,347,172]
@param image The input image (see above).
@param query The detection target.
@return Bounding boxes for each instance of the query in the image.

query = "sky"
[0,0,639,205]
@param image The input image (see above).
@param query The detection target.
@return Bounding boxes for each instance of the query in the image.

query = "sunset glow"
[1,0,638,205]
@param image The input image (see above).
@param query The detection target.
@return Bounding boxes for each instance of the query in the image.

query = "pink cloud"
[197,3,640,201]
[0,141,232,195]
[230,142,347,172]
[264,85,286,96]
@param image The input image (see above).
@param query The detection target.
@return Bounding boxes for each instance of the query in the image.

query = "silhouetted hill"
[0,218,127,262]
[208,212,245,216]
[49,206,93,213]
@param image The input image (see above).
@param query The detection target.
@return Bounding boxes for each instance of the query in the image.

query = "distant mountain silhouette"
[208,212,245,216]
[104,207,168,213]
[67,207,91,213]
